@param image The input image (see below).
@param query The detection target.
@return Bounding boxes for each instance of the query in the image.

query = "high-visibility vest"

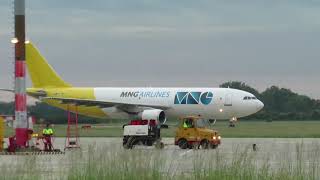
[183,122,188,128]
[43,128,53,135]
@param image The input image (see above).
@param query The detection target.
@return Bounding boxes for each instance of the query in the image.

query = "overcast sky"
[0,0,320,102]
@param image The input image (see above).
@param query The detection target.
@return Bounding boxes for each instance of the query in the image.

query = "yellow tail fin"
[26,42,72,88]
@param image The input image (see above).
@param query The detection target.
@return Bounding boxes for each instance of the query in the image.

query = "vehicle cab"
[174,116,221,149]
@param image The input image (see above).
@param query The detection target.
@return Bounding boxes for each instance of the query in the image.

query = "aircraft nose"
[256,100,264,111]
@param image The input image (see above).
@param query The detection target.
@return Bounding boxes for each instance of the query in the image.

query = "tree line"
[220,81,320,121]
[0,81,319,123]
[0,101,102,124]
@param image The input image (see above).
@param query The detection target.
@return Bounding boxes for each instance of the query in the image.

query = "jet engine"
[139,109,167,124]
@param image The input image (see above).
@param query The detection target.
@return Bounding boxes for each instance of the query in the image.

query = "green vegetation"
[4,121,320,138]
[0,101,104,124]
[220,81,320,120]
[0,142,319,180]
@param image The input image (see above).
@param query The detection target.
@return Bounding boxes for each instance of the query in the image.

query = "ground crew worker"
[183,119,193,128]
[183,121,188,128]
[42,124,54,151]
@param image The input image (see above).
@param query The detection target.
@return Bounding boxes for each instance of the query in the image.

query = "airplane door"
[224,94,232,106]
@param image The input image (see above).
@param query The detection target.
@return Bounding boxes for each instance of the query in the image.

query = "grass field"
[1,141,319,179]
[4,120,320,138]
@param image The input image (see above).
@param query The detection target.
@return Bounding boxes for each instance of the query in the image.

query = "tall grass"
[0,155,41,180]
[67,144,165,180]
[0,142,319,180]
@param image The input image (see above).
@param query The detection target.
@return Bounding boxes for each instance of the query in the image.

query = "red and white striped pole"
[13,0,28,148]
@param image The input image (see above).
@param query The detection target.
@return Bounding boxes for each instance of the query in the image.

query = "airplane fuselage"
[28,87,264,120]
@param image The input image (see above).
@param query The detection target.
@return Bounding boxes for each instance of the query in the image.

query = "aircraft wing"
[41,97,171,110]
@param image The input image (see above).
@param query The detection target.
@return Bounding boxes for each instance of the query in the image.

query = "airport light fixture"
[11,37,18,44]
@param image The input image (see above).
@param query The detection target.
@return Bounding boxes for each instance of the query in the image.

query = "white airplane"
[23,42,263,124]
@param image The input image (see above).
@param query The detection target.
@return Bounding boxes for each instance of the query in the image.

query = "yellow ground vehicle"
[175,116,221,149]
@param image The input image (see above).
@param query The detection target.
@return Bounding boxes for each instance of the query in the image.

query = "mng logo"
[174,92,213,105]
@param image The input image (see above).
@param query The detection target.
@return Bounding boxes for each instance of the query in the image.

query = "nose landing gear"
[229,117,237,127]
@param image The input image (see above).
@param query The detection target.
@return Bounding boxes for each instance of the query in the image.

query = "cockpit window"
[243,96,257,100]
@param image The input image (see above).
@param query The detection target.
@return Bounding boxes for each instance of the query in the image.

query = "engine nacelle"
[139,109,167,124]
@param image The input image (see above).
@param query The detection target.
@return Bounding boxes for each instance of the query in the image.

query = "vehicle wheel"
[146,140,153,146]
[210,144,218,149]
[123,138,128,146]
[123,137,135,149]
[178,139,189,149]
[200,140,209,149]
[131,137,143,148]
[123,143,130,149]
